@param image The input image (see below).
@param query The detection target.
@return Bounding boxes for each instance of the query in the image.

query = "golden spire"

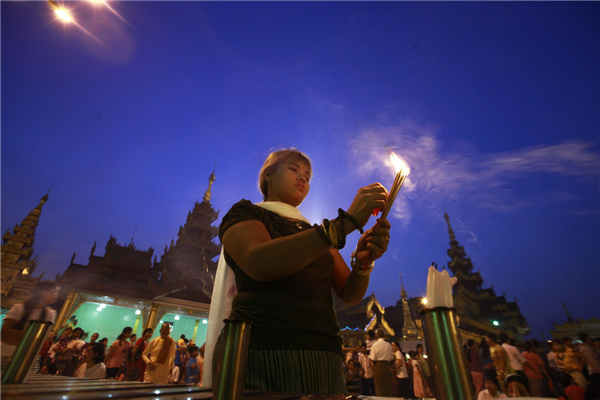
[202,163,216,204]
[444,210,456,241]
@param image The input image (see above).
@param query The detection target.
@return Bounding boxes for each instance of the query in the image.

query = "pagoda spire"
[562,302,575,323]
[444,210,457,243]
[1,191,50,297]
[202,163,216,204]
[399,274,420,340]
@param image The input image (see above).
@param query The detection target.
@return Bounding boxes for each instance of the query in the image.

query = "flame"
[390,152,410,176]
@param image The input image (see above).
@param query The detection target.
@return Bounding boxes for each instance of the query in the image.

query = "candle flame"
[390,152,410,176]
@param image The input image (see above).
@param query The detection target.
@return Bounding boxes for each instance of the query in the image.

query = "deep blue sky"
[2,2,598,340]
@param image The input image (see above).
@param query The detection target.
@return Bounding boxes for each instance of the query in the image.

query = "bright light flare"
[390,152,410,176]
[422,298,428,305]
[54,8,73,23]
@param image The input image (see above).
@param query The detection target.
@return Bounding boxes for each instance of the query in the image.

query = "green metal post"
[2,320,52,384]
[212,319,252,400]
[421,307,476,400]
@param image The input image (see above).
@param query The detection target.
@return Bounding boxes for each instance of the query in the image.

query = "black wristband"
[338,208,364,234]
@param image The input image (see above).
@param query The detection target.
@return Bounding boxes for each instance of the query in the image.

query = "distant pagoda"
[400,276,420,341]
[445,212,530,339]
[149,168,220,299]
[1,192,49,309]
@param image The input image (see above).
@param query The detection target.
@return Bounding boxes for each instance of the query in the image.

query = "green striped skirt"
[214,345,348,395]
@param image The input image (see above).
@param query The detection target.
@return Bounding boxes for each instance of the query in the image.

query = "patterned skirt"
[213,344,348,395]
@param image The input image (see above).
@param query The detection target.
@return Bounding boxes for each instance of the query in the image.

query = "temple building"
[53,170,220,344]
[335,211,531,347]
[1,193,50,321]
[549,303,600,341]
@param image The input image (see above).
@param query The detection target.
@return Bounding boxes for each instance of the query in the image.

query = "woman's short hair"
[258,149,312,201]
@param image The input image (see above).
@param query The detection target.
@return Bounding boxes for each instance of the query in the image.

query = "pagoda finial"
[444,210,456,241]
[202,163,217,203]
[400,273,408,300]
[562,302,575,322]
[90,241,97,258]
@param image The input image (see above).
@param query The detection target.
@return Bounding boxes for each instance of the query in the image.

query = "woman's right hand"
[346,183,388,229]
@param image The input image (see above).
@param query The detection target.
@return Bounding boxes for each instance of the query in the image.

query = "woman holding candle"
[213,148,391,395]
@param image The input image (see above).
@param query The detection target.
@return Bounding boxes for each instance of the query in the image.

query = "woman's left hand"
[355,218,391,266]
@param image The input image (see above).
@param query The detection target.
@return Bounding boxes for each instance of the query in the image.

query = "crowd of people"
[33,323,205,385]
[342,328,436,398]
[340,329,600,399]
[466,332,600,399]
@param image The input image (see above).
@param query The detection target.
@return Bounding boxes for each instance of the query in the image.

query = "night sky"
[2,1,598,340]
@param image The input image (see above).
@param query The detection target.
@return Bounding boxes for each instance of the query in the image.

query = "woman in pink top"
[104,327,132,379]
[522,341,552,397]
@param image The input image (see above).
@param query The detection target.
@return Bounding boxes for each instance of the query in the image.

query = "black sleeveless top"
[219,200,343,355]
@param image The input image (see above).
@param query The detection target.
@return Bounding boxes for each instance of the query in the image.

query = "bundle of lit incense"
[381,152,410,219]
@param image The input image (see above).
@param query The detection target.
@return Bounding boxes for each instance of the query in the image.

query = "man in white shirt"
[142,322,177,384]
[368,328,395,396]
[499,333,532,392]
[358,344,374,395]
[392,341,410,397]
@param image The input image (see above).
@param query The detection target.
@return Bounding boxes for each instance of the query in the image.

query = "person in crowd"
[345,359,362,395]
[346,348,358,365]
[186,345,203,386]
[142,322,177,384]
[99,337,108,348]
[478,378,508,400]
[411,351,433,398]
[60,327,86,376]
[38,331,55,371]
[467,339,485,395]
[129,334,137,346]
[210,148,391,395]
[177,334,187,348]
[584,373,600,400]
[593,338,600,355]
[365,330,376,352]
[579,333,600,376]
[129,328,153,381]
[105,326,133,379]
[358,344,374,395]
[417,343,435,395]
[499,332,532,393]
[522,340,553,397]
[39,327,72,375]
[562,373,585,400]
[487,333,514,393]
[1,281,59,371]
[178,347,190,384]
[74,342,106,379]
[557,337,587,389]
[369,328,395,396]
[392,341,410,397]
[406,351,416,398]
[480,338,497,381]
[168,365,180,384]
[83,333,99,352]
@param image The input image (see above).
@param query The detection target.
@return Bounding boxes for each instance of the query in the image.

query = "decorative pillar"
[192,319,200,343]
[54,291,76,331]
[133,314,142,334]
[144,303,159,331]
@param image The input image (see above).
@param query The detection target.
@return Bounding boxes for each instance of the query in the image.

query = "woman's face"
[392,343,398,353]
[267,161,311,207]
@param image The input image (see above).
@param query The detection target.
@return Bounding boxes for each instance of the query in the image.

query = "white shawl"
[202,201,311,386]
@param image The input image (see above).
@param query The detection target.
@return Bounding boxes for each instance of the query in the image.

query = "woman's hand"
[347,183,388,229]
[355,218,391,266]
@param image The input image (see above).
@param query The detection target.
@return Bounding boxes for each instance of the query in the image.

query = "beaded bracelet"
[313,223,332,246]
[337,218,347,250]
[338,209,364,234]
[350,250,374,276]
